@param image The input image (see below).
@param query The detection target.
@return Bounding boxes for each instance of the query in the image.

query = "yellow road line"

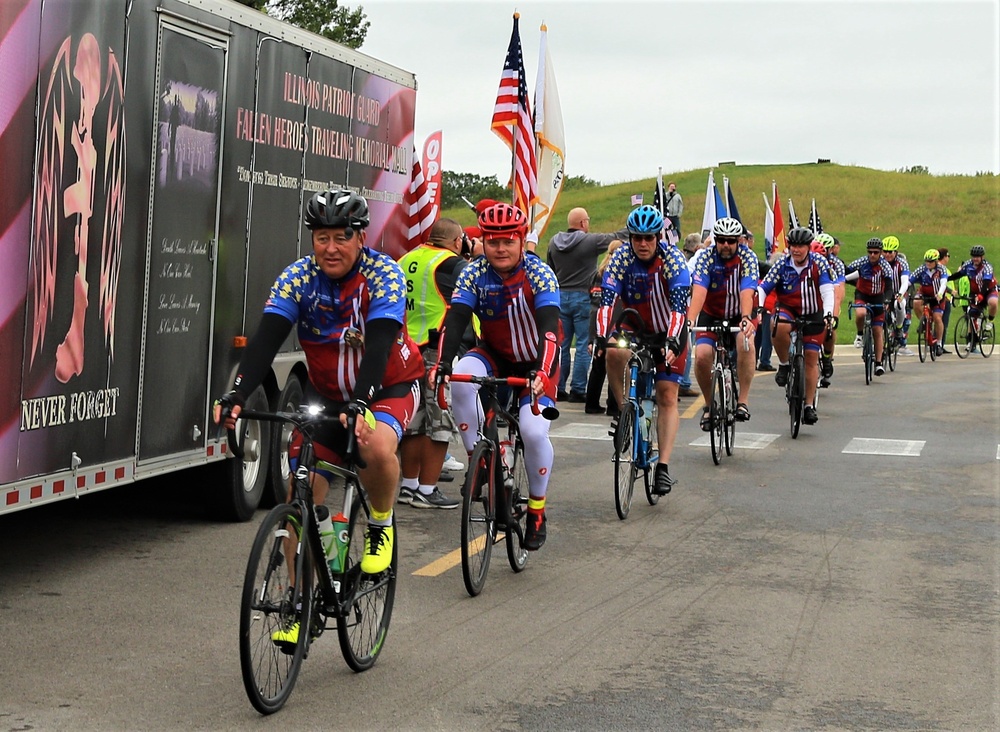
[681,395,706,419]
[412,532,505,576]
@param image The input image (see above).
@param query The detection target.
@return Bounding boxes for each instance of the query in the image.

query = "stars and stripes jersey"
[758,252,834,316]
[451,255,561,364]
[690,243,760,319]
[909,263,950,300]
[845,255,894,296]
[596,241,691,339]
[951,259,997,296]
[263,250,424,401]
[885,253,911,295]
[825,253,846,284]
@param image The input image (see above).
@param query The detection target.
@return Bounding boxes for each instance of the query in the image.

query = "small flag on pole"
[631,193,644,206]
[788,198,799,229]
[725,177,742,224]
[772,181,786,256]
[808,198,823,234]
[762,191,774,258]
[404,150,435,251]
[701,170,717,243]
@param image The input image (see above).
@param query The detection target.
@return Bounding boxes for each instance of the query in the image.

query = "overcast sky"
[358,0,999,184]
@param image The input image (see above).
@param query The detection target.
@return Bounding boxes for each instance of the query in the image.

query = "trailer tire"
[266,374,304,506]
[210,386,271,522]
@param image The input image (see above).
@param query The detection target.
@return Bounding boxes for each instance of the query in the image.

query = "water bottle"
[329,511,350,573]
[317,504,335,559]
[640,397,654,441]
[499,439,515,488]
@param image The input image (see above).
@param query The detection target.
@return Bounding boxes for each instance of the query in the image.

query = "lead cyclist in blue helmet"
[593,205,691,495]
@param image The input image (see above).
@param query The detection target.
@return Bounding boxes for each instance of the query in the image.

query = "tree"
[440,171,508,210]
[233,0,369,49]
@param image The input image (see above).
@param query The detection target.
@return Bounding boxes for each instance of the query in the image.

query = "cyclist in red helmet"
[430,203,561,550]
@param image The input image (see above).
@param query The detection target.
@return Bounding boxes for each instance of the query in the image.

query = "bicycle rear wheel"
[240,503,312,715]
[461,441,495,595]
[917,319,927,362]
[338,495,397,671]
[724,370,737,457]
[981,319,995,357]
[613,403,637,520]
[885,329,898,372]
[505,439,529,573]
[643,409,660,506]
[789,355,804,439]
[709,370,724,465]
[954,314,972,359]
[862,326,874,384]
[929,319,938,361]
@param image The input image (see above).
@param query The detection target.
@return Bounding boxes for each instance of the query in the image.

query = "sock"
[418,483,435,496]
[400,477,418,491]
[528,496,545,516]
[778,360,788,366]
[370,507,392,527]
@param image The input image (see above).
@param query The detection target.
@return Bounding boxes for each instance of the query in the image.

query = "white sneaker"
[985,321,995,334]
[898,347,915,356]
[442,455,465,471]
[853,335,863,348]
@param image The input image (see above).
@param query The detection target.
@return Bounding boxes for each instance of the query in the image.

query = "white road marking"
[550,423,613,441]
[842,438,925,457]
[689,432,781,450]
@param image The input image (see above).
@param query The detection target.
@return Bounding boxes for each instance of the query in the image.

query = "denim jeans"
[559,290,592,395]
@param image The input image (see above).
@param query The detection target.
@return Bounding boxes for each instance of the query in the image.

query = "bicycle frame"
[690,322,743,463]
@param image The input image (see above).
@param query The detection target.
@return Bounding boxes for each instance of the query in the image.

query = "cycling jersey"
[758,252,835,316]
[844,255,894,297]
[690,243,760,319]
[950,259,997,297]
[909,263,949,302]
[596,240,691,340]
[884,253,911,297]
[263,250,424,402]
[825,253,846,285]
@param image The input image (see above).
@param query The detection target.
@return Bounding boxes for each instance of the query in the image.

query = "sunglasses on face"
[631,234,657,243]
[716,237,738,244]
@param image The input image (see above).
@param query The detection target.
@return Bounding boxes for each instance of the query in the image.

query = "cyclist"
[881,235,913,356]
[759,227,835,424]
[844,237,894,376]
[948,244,998,329]
[214,190,423,579]
[687,217,759,428]
[594,205,691,494]
[429,203,560,550]
[817,233,845,386]
[910,248,949,357]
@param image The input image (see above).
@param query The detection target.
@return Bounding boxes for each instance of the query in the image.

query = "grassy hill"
[440,163,999,344]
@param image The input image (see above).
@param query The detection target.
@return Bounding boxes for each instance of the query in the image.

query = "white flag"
[700,169,717,244]
[531,23,565,238]
[762,191,774,257]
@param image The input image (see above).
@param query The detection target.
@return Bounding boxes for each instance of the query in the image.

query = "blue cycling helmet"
[626,205,664,235]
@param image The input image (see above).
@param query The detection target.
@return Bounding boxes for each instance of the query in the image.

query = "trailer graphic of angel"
[31,33,125,383]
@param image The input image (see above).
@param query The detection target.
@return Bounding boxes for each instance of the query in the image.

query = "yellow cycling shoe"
[360,524,393,574]
[271,621,299,653]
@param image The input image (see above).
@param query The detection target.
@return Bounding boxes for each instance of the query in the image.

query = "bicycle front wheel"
[337,497,397,671]
[885,329,898,372]
[981,320,995,357]
[917,319,927,362]
[461,441,495,595]
[954,314,972,359]
[862,326,874,384]
[789,355,804,439]
[613,403,637,520]
[710,369,724,465]
[505,439,529,573]
[724,370,737,457]
[239,503,313,715]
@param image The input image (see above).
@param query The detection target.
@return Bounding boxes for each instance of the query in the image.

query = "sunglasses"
[631,234,657,243]
[715,237,738,244]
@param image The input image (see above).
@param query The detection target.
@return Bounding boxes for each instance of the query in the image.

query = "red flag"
[771,181,786,256]
[491,13,537,216]
[404,151,435,251]
[421,130,443,213]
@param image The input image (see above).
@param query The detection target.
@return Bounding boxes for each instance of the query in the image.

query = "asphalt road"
[1,348,997,731]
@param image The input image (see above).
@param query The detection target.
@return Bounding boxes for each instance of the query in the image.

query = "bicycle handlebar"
[437,373,559,421]
[689,322,751,351]
[225,406,366,469]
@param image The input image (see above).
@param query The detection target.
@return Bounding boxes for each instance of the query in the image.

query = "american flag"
[404,150,436,251]
[631,193,644,206]
[491,13,537,216]
[808,198,823,234]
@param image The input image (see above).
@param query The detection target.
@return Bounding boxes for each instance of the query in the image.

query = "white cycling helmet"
[712,217,743,238]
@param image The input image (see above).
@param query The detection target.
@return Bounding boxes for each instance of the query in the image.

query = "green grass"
[440,163,1000,343]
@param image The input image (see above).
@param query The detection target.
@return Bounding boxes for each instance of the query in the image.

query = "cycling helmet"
[882,235,900,251]
[816,233,836,249]
[970,244,986,257]
[626,205,664,235]
[787,227,814,246]
[866,237,883,250]
[478,202,528,238]
[712,217,743,238]
[304,189,369,231]
[923,248,939,262]
[810,241,826,255]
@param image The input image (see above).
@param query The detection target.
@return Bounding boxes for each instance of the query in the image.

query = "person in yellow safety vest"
[396,219,469,508]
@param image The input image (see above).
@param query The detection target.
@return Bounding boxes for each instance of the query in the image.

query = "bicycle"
[784,315,828,439]
[915,304,940,363]
[883,296,903,373]
[608,308,667,519]
[689,321,744,465]
[230,405,396,714]
[953,296,995,358]
[849,303,877,385]
[439,374,558,597]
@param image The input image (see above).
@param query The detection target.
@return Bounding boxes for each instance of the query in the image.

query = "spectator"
[585,240,623,415]
[664,181,683,234]
[546,207,628,402]
[938,247,954,353]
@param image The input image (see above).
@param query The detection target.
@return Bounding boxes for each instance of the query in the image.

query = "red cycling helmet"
[478,203,528,239]
[810,240,826,255]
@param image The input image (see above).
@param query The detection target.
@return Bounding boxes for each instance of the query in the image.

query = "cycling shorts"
[853,297,885,326]
[774,308,827,350]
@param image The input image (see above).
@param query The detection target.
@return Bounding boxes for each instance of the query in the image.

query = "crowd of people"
[212,186,997,624]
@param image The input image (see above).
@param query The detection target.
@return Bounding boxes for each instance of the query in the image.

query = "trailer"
[1,0,418,519]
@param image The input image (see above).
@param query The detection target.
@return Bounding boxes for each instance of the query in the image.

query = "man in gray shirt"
[664,182,683,235]
[547,207,628,401]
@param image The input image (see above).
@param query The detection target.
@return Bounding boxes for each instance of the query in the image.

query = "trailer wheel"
[266,374,303,506]
[210,386,271,522]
